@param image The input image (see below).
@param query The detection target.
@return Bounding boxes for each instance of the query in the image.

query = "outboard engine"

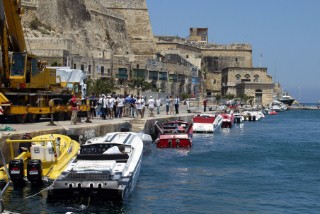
[9,159,24,184]
[27,159,43,185]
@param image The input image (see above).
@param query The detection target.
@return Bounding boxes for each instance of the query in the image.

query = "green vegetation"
[50,62,62,66]
[127,78,154,91]
[180,92,189,100]
[86,78,115,95]
[237,94,255,105]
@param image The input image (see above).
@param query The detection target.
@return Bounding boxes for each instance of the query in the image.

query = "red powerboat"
[161,120,190,134]
[154,121,193,148]
[220,113,235,128]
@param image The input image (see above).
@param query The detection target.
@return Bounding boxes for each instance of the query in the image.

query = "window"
[235,74,241,80]
[88,65,91,74]
[73,64,76,69]
[186,55,189,58]
[245,74,250,79]
[137,64,139,69]
[254,74,259,82]
[108,69,111,74]
[81,64,84,71]
[101,66,104,74]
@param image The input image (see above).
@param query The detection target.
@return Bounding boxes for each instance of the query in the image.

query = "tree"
[237,94,254,105]
[86,78,115,95]
[214,93,221,104]
[127,78,154,91]
[223,93,235,100]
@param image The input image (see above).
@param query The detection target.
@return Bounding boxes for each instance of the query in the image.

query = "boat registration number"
[10,170,20,174]
[29,171,38,175]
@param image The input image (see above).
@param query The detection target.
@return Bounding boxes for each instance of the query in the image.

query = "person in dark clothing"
[174,96,180,114]
[203,99,208,112]
[89,93,97,119]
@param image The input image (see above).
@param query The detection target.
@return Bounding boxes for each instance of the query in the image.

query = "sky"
[146,0,320,103]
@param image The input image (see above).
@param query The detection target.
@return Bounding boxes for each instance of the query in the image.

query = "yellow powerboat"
[0,134,80,186]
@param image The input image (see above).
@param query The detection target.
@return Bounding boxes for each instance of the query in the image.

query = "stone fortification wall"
[102,0,156,56]
[22,0,132,57]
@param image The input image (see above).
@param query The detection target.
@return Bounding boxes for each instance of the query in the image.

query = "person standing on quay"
[165,96,170,115]
[169,96,174,115]
[89,93,97,119]
[117,95,125,118]
[203,98,208,112]
[156,97,161,114]
[70,95,79,125]
[148,96,155,117]
[175,95,180,114]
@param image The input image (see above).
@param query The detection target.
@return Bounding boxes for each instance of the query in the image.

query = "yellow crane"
[0,0,89,122]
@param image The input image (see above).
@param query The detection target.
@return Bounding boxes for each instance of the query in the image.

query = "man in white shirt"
[147,96,155,117]
[116,95,125,118]
[107,95,114,119]
[156,98,161,114]
[136,96,143,118]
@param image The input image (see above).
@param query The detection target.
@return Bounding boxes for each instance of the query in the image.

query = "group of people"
[164,95,180,115]
[87,93,167,120]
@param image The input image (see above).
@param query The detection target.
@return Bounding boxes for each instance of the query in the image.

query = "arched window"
[235,74,241,81]
[245,74,250,79]
[254,74,259,82]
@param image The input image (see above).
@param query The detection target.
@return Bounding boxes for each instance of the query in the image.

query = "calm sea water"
[3,110,320,214]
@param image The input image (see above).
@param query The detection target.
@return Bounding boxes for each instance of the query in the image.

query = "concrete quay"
[0,105,195,162]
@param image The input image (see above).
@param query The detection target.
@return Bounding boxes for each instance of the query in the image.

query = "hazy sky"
[147,0,320,103]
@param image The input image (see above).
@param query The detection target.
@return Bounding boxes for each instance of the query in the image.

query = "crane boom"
[2,0,26,52]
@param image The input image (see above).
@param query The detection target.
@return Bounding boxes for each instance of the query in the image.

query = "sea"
[2,109,320,214]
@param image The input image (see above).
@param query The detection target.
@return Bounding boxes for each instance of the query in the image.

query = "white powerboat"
[47,132,150,201]
[192,114,223,133]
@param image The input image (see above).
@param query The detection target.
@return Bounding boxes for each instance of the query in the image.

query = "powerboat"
[161,120,190,134]
[220,113,235,128]
[233,113,244,124]
[154,121,193,148]
[47,132,148,201]
[192,114,223,133]
[0,134,80,187]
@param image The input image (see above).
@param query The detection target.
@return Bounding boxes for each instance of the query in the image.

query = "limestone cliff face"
[21,0,155,57]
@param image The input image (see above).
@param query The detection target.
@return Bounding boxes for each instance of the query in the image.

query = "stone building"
[21,0,154,85]
[221,67,274,105]
[19,1,276,102]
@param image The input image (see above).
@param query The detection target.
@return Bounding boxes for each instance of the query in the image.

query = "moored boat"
[154,121,193,148]
[192,114,223,133]
[47,132,148,201]
[278,92,295,106]
[233,113,244,124]
[0,134,80,187]
[268,110,278,115]
[220,113,235,128]
[155,134,192,148]
[161,120,190,134]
